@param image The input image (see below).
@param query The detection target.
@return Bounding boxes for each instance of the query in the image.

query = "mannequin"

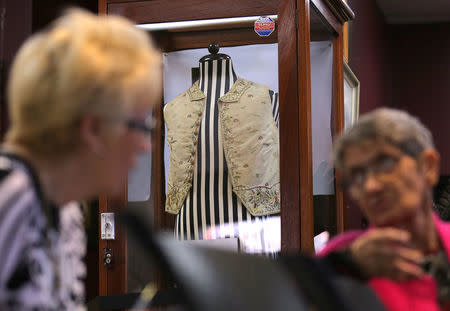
[166,44,280,254]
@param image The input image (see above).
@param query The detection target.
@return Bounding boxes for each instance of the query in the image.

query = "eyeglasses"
[125,115,157,136]
[343,153,401,190]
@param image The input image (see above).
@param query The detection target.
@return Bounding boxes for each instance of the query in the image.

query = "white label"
[101,213,115,240]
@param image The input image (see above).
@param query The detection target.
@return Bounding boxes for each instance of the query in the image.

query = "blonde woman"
[0,9,161,310]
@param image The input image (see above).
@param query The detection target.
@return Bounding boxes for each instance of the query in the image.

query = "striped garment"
[168,59,279,254]
[0,153,86,311]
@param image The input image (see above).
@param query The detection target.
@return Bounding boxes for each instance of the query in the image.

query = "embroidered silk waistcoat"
[164,78,280,216]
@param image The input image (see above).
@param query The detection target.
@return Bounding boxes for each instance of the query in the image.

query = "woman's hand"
[349,228,425,281]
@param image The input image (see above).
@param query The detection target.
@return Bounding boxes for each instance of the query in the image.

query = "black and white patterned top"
[0,153,86,311]
[168,59,279,254]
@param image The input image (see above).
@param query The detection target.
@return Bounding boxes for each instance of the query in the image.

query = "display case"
[96,0,354,303]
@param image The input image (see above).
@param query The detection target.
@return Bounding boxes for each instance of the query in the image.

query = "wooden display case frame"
[97,0,354,298]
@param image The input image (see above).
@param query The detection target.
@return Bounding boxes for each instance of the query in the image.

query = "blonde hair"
[6,8,161,157]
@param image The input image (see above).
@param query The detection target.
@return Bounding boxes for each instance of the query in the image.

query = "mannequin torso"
[172,56,279,255]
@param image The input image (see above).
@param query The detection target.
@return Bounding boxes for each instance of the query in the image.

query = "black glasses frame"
[126,116,157,135]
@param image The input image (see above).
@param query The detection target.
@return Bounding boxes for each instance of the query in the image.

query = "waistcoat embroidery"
[164,78,280,216]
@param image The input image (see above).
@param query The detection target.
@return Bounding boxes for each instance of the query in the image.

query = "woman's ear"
[419,149,440,187]
[79,115,105,155]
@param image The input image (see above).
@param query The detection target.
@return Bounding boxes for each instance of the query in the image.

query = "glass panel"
[311,41,334,196]
[311,40,337,238]
[128,143,152,202]
[310,3,338,249]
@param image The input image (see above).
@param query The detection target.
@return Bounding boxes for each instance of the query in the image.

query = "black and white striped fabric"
[172,59,279,254]
[0,153,86,311]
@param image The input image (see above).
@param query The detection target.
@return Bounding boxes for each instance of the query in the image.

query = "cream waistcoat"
[164,78,280,216]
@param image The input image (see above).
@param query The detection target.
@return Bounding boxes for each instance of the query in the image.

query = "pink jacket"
[319,213,450,311]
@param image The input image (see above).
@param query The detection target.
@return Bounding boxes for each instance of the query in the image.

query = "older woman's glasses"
[126,115,157,136]
[344,153,401,189]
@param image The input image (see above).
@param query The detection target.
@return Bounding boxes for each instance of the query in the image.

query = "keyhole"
[103,248,113,268]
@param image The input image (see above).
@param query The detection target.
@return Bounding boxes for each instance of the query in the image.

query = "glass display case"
[96,0,354,304]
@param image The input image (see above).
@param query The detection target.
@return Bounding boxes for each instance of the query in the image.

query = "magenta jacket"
[319,213,450,311]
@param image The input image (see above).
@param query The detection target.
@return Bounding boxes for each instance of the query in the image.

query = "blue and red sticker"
[254,16,275,37]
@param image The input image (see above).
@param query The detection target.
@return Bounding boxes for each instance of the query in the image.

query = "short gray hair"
[334,108,435,169]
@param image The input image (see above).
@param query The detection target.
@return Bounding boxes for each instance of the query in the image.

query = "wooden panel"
[323,0,354,23]
[98,187,128,295]
[108,0,278,24]
[279,0,300,253]
[153,100,166,232]
[153,28,277,52]
[107,0,139,2]
[99,0,106,14]
[311,0,340,35]
[343,0,349,62]
[297,0,314,253]
[343,21,348,61]
[310,2,336,40]
[333,36,345,233]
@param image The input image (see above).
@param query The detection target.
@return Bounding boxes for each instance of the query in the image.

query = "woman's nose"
[363,171,383,193]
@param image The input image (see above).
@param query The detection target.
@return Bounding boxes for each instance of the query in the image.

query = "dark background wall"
[0,0,32,136]
[348,0,450,175]
[347,0,392,114]
[390,23,450,175]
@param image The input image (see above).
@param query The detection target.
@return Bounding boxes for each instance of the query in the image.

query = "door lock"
[103,248,113,268]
